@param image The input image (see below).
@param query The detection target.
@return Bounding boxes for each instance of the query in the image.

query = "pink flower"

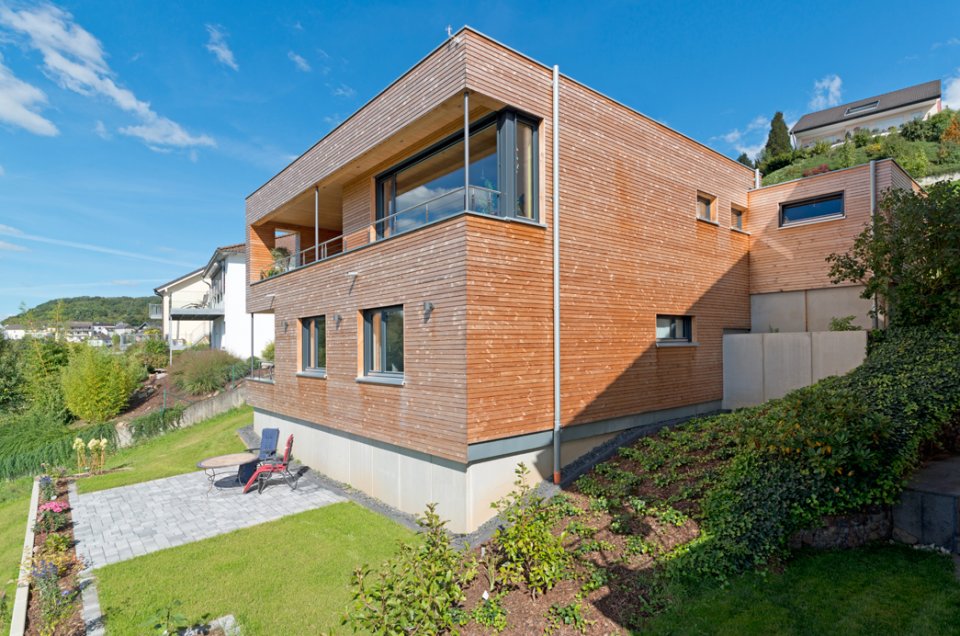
[38,501,69,514]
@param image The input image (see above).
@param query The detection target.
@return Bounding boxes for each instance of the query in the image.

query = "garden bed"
[23,474,84,636]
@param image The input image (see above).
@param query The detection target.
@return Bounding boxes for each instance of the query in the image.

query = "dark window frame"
[731,204,746,230]
[300,315,326,373]
[374,108,540,238]
[779,191,845,227]
[363,305,404,379]
[656,314,693,343]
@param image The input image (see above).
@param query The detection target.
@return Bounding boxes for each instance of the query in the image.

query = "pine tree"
[736,152,754,168]
[764,112,792,158]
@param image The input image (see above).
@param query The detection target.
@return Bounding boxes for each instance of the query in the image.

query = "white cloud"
[810,74,843,111]
[0,3,214,149]
[0,240,26,252]
[93,119,109,139]
[0,52,58,135]
[288,50,310,72]
[205,24,238,71]
[0,223,193,266]
[932,37,960,50]
[944,70,960,109]
[716,115,769,159]
[331,83,355,98]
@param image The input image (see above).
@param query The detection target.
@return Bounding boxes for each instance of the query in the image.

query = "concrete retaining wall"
[722,331,867,409]
[750,286,873,333]
[116,385,246,448]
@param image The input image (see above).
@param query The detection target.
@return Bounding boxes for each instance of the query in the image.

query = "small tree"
[736,152,754,168]
[261,341,275,363]
[764,112,792,158]
[61,346,139,422]
[940,114,960,145]
[0,334,24,411]
[827,181,960,331]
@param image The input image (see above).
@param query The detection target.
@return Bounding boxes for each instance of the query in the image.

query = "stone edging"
[9,477,39,636]
[69,482,105,636]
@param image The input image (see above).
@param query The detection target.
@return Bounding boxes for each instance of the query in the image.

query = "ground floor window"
[301,315,326,372]
[363,306,404,377]
[656,315,692,343]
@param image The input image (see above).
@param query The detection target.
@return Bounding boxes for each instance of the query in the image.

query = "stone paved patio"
[70,469,344,569]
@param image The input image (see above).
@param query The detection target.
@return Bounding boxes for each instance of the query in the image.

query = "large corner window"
[375,109,539,238]
[301,316,326,374]
[656,315,693,344]
[779,192,844,227]
[363,306,404,380]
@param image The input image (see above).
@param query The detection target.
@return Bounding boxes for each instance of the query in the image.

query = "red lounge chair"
[243,434,302,494]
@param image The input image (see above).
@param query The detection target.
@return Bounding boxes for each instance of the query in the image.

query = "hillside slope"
[3,296,160,326]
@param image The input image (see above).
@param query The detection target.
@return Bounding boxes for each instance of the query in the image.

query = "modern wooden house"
[244,28,920,532]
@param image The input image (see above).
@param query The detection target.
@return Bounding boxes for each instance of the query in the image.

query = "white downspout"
[314,186,319,262]
[552,65,561,485]
[869,159,879,329]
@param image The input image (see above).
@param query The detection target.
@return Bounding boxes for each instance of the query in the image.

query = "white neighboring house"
[154,244,273,359]
[153,268,212,349]
[792,80,942,148]
[2,325,25,340]
[203,244,274,360]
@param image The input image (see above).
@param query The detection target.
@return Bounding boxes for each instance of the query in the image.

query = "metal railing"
[148,304,163,320]
[247,361,275,383]
[258,185,501,279]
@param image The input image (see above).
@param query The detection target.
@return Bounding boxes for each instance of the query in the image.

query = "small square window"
[301,316,326,372]
[656,315,692,343]
[731,205,746,230]
[364,306,404,377]
[696,193,715,222]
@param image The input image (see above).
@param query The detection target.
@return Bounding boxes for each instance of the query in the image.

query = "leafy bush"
[261,341,275,363]
[127,339,169,372]
[61,345,140,422]
[491,464,570,598]
[901,109,955,142]
[828,315,861,331]
[0,334,24,412]
[129,404,186,442]
[852,127,874,148]
[811,139,831,156]
[345,503,476,634]
[828,181,960,331]
[170,349,245,395]
[802,163,830,177]
[669,327,960,580]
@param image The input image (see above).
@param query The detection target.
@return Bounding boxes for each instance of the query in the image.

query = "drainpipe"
[552,65,561,485]
[314,185,319,262]
[754,168,761,189]
[869,159,879,329]
[463,91,470,211]
[250,313,255,375]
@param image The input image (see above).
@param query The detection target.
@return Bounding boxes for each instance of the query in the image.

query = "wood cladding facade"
[746,160,912,295]
[245,29,907,465]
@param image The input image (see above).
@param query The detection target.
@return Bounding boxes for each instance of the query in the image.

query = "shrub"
[127,339,169,372]
[852,127,874,148]
[828,315,861,331]
[61,346,139,422]
[811,139,832,156]
[669,327,960,580]
[491,464,570,598]
[942,115,960,145]
[344,503,476,634]
[901,109,955,142]
[261,341,275,363]
[170,349,245,395]
[836,140,856,168]
[802,163,830,177]
[900,146,929,178]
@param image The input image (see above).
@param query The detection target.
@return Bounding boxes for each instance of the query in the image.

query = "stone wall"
[115,385,246,448]
[789,507,891,550]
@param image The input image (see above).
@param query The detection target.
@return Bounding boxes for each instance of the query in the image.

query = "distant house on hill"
[791,80,942,148]
[2,325,25,340]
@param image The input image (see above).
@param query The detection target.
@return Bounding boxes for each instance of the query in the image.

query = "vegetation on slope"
[2,295,159,327]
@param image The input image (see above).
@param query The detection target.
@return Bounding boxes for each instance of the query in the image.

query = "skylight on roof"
[844,101,879,116]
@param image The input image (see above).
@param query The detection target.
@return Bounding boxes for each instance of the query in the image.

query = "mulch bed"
[24,478,84,636]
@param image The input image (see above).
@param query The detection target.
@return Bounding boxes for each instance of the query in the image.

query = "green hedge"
[129,405,186,442]
[669,327,960,579]
[0,411,116,480]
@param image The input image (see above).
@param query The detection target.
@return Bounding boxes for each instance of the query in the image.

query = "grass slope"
[0,478,35,608]
[76,406,250,494]
[95,502,413,634]
[646,545,960,635]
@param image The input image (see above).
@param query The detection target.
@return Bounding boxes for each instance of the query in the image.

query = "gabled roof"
[202,242,246,278]
[154,267,204,295]
[792,80,941,134]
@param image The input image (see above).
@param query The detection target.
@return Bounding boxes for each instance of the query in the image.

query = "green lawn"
[0,477,34,609]
[645,545,960,635]
[95,502,412,634]
[77,406,250,494]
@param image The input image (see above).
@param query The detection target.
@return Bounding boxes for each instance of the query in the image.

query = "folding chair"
[243,434,303,494]
[238,428,279,485]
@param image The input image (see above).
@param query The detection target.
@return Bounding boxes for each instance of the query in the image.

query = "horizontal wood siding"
[747,164,873,294]
[245,219,470,462]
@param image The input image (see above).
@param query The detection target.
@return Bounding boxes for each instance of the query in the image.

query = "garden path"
[69,469,343,569]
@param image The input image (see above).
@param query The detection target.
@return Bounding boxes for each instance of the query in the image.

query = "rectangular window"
[731,205,745,230]
[844,101,879,116]
[375,109,538,238]
[364,306,404,378]
[300,316,326,372]
[780,192,844,227]
[696,193,715,222]
[656,315,692,343]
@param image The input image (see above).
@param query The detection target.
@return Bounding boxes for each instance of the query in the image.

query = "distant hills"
[2,296,160,326]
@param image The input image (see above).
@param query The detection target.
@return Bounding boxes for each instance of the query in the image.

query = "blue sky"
[0,0,958,318]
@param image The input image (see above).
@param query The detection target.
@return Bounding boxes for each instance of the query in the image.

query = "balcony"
[169,293,224,321]
[257,185,501,280]
[148,303,163,320]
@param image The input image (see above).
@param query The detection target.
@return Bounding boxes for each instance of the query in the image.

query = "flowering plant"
[38,501,69,514]
[73,437,87,471]
[35,501,69,534]
[38,475,56,502]
[87,437,109,473]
